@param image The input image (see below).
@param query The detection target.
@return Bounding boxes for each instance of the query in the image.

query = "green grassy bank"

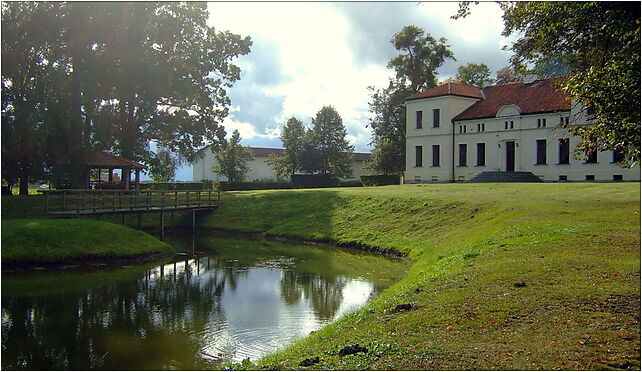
[198,183,640,370]
[2,219,173,267]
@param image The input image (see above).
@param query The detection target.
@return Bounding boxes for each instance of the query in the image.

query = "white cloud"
[207,2,511,153]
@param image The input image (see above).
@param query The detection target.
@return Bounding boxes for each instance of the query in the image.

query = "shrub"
[201,179,214,190]
[291,174,339,188]
[360,175,400,186]
[140,182,203,191]
[215,179,293,191]
[338,180,363,188]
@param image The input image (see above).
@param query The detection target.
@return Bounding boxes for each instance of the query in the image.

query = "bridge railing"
[39,189,222,215]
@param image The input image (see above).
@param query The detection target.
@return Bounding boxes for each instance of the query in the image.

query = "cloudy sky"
[174,2,515,181]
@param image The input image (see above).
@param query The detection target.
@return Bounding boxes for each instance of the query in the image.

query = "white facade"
[192,147,370,182]
[405,81,640,182]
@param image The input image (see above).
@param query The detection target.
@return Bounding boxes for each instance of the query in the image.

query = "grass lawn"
[196,182,640,370]
[1,218,174,266]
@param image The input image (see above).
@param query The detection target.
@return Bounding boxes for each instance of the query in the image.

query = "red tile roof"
[406,82,483,101]
[453,77,570,121]
[83,151,147,169]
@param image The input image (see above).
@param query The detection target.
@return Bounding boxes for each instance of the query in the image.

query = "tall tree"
[1,2,63,194]
[147,146,184,182]
[212,130,254,183]
[365,138,403,175]
[266,116,305,179]
[366,79,412,172]
[93,2,252,183]
[302,106,354,178]
[368,25,454,173]
[387,25,456,92]
[2,2,252,190]
[455,63,493,87]
[457,2,640,163]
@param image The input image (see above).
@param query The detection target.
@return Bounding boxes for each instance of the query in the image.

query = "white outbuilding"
[192,146,371,182]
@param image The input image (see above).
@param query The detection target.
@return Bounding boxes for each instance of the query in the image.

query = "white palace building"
[404,76,640,183]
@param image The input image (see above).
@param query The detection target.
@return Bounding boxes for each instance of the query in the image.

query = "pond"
[1,234,408,370]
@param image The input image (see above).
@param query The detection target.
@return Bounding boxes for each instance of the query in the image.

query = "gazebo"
[82,151,147,190]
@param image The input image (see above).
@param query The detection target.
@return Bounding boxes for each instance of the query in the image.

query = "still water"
[1,235,407,370]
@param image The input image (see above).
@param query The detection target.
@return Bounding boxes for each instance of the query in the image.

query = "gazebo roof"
[83,151,147,169]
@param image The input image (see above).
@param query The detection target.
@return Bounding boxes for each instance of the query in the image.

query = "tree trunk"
[19,160,29,196]
[68,5,85,189]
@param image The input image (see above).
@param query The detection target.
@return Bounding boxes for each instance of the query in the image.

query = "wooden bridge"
[40,189,221,239]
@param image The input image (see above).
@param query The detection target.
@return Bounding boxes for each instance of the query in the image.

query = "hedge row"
[360,175,400,186]
[214,178,363,191]
[139,182,204,191]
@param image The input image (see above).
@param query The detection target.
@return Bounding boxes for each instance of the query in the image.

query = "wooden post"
[122,214,126,225]
[160,212,165,240]
[62,191,66,211]
[93,191,97,212]
[192,210,196,234]
[171,212,175,231]
[44,192,49,214]
[135,168,141,190]
[76,192,80,215]
[138,213,142,228]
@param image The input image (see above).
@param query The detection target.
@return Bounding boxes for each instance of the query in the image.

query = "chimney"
[523,74,539,84]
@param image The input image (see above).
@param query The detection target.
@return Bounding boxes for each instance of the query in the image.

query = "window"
[510,121,514,129]
[482,123,485,131]
[537,119,541,128]
[504,121,508,129]
[458,144,467,166]
[613,150,624,163]
[463,125,467,133]
[433,108,440,127]
[476,143,486,166]
[558,138,569,164]
[416,111,423,129]
[585,150,597,164]
[536,139,547,165]
[415,146,423,167]
[613,175,623,181]
[432,145,440,167]
[585,175,595,181]
[559,175,568,181]
[560,116,570,126]
[477,123,485,132]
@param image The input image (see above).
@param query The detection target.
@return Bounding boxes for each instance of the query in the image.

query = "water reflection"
[2,236,407,370]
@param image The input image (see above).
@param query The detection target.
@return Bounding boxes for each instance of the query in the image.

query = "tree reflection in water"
[2,236,406,369]
[279,271,347,321]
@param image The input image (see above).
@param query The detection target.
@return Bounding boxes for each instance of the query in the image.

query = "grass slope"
[200,183,640,370]
[2,219,173,265]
